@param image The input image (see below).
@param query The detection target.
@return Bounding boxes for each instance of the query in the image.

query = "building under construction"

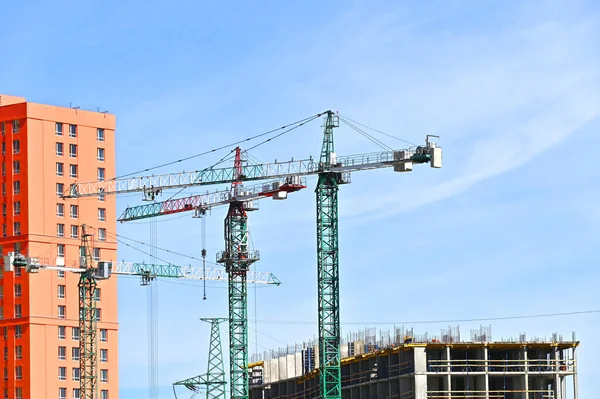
[248,326,579,399]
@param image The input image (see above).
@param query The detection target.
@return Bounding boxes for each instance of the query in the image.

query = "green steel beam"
[80,228,98,399]
[316,111,341,399]
[218,202,258,399]
[173,318,227,399]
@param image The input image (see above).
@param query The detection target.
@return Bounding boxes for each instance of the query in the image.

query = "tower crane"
[5,225,281,399]
[64,111,442,399]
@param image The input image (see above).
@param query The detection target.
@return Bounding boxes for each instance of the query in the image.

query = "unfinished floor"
[249,327,579,399]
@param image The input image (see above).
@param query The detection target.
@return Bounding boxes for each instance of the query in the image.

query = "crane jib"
[64,147,439,198]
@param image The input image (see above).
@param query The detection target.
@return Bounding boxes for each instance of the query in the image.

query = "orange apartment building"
[0,95,118,399]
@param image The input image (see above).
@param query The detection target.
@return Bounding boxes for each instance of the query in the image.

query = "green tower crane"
[174,318,228,399]
[65,111,442,399]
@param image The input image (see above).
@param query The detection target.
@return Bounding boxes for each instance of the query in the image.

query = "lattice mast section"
[317,111,342,399]
[79,225,98,399]
[173,318,228,399]
[217,149,259,399]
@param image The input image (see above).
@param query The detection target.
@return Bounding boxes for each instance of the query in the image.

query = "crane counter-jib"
[63,144,442,199]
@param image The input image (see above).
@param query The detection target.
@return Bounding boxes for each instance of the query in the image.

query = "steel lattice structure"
[63,111,442,399]
[316,112,343,398]
[173,318,228,399]
[79,226,99,399]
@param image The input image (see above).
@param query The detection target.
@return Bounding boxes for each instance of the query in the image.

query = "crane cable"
[338,116,393,151]
[147,215,159,399]
[337,114,418,147]
[112,113,326,180]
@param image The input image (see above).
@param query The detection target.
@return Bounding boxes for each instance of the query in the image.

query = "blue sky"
[2,0,599,397]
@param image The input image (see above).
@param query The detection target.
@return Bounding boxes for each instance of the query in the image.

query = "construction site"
[0,94,582,399]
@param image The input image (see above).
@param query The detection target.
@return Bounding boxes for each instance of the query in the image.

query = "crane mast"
[317,111,343,399]
[62,111,442,399]
[80,225,99,399]
[216,148,259,399]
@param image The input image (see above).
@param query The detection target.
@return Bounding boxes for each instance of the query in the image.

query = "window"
[56,203,64,217]
[56,162,64,176]
[97,167,105,181]
[12,140,19,154]
[57,224,65,237]
[97,128,105,142]
[15,366,22,380]
[1,163,4,176]
[56,183,63,197]
[2,224,5,237]
[56,142,63,156]
[58,305,65,319]
[69,164,77,178]
[15,387,22,399]
[56,122,63,136]
[70,225,78,239]
[95,308,101,322]
[98,188,105,202]
[72,327,80,341]
[3,327,6,339]
[0,307,3,319]
[72,367,80,382]
[14,284,21,298]
[57,244,65,258]
[100,329,107,342]
[1,142,5,155]
[14,305,21,318]
[2,347,6,361]
[2,183,5,196]
[58,366,66,380]
[57,270,65,278]
[0,122,4,135]
[69,125,77,138]
[97,148,105,161]
[3,368,6,381]
[73,388,81,399]
[95,288,101,301]
[100,369,108,383]
[0,287,2,299]
[70,205,78,218]
[58,285,65,299]
[93,248,100,261]
[13,201,20,215]
[58,326,66,340]
[15,346,21,360]
[12,161,19,174]
[58,345,66,358]
[2,204,6,216]
[14,265,21,277]
[59,387,66,399]
[69,144,77,158]
[101,390,108,399]
[98,228,106,242]
[98,208,106,222]
[72,347,80,361]
[15,325,22,338]
[13,222,20,236]
[12,120,20,133]
[100,349,108,362]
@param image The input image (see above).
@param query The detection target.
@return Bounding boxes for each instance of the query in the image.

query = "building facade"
[249,327,579,399]
[0,94,118,399]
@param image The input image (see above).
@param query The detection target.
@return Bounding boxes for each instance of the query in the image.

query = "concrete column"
[445,346,452,399]
[414,347,428,399]
[554,348,562,399]
[483,346,489,399]
[523,346,529,399]
[573,347,579,399]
